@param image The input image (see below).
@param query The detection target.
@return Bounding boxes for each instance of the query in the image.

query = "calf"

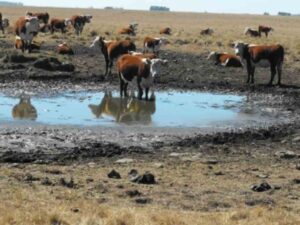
[50,18,72,34]
[207,51,242,67]
[117,54,167,100]
[26,12,49,24]
[234,42,284,85]
[159,27,172,35]
[143,36,168,55]
[14,16,40,53]
[200,28,214,35]
[90,36,136,77]
[244,27,261,37]
[258,25,273,37]
[71,14,92,35]
[56,42,74,55]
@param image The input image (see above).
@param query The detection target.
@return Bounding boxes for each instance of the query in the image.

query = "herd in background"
[0,10,285,101]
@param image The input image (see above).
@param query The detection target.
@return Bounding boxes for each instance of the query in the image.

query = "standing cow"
[71,15,92,35]
[14,16,40,53]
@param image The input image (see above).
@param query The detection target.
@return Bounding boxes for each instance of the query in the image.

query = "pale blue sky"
[15,0,300,14]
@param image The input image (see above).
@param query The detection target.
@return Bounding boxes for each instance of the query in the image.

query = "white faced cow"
[14,16,40,53]
[117,54,167,100]
[234,41,284,85]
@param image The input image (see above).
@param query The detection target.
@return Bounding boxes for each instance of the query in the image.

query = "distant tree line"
[278,11,292,16]
[150,6,170,12]
[0,1,23,6]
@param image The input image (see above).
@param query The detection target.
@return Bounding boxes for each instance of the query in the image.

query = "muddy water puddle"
[0,91,281,128]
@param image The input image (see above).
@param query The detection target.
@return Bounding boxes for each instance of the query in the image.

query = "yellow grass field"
[0,6,300,225]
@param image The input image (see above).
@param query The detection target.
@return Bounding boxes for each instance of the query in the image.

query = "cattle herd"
[0,10,284,101]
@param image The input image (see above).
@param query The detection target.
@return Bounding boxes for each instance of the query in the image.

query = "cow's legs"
[268,64,276,86]
[137,78,143,100]
[21,40,25,53]
[145,88,149,101]
[277,62,282,86]
[246,63,252,83]
[120,78,125,97]
[124,83,129,97]
[251,67,255,84]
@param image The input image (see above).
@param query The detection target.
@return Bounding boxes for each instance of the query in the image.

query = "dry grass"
[1,6,300,67]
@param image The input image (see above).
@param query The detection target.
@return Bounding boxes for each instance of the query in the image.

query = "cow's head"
[207,51,217,60]
[25,16,40,36]
[149,58,168,77]
[159,37,169,45]
[2,18,9,28]
[234,41,248,58]
[90,36,106,49]
[83,14,93,23]
[64,18,72,26]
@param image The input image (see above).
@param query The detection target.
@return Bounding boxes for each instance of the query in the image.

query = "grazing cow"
[89,91,156,124]
[234,42,284,85]
[143,36,168,55]
[15,36,40,50]
[90,36,136,77]
[117,54,167,100]
[200,28,214,35]
[50,18,72,34]
[56,42,74,55]
[12,97,37,120]
[14,16,40,53]
[129,51,157,59]
[258,25,274,37]
[244,27,261,37]
[207,51,243,67]
[26,12,50,24]
[71,14,92,35]
[159,27,172,35]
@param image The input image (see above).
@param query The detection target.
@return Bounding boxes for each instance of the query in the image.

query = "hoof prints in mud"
[169,123,299,148]
[0,143,147,163]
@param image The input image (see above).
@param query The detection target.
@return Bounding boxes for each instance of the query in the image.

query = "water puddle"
[0,91,279,128]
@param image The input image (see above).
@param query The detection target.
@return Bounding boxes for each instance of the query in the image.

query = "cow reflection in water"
[89,91,156,124]
[12,97,37,120]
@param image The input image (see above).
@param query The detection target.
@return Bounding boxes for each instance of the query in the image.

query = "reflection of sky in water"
[0,91,260,127]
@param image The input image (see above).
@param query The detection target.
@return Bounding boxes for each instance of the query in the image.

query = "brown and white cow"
[56,42,74,55]
[234,42,284,85]
[159,27,172,35]
[26,12,49,24]
[143,36,168,55]
[207,51,243,67]
[129,51,157,59]
[14,16,40,52]
[50,18,72,34]
[258,25,274,37]
[200,28,214,35]
[117,54,167,100]
[244,27,261,37]
[71,15,92,35]
[90,36,136,78]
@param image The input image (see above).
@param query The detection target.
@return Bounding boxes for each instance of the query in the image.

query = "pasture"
[0,6,299,225]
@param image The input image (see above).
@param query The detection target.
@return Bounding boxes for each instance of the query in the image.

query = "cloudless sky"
[14,0,300,15]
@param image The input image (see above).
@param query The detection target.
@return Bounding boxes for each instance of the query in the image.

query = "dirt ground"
[0,6,299,225]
